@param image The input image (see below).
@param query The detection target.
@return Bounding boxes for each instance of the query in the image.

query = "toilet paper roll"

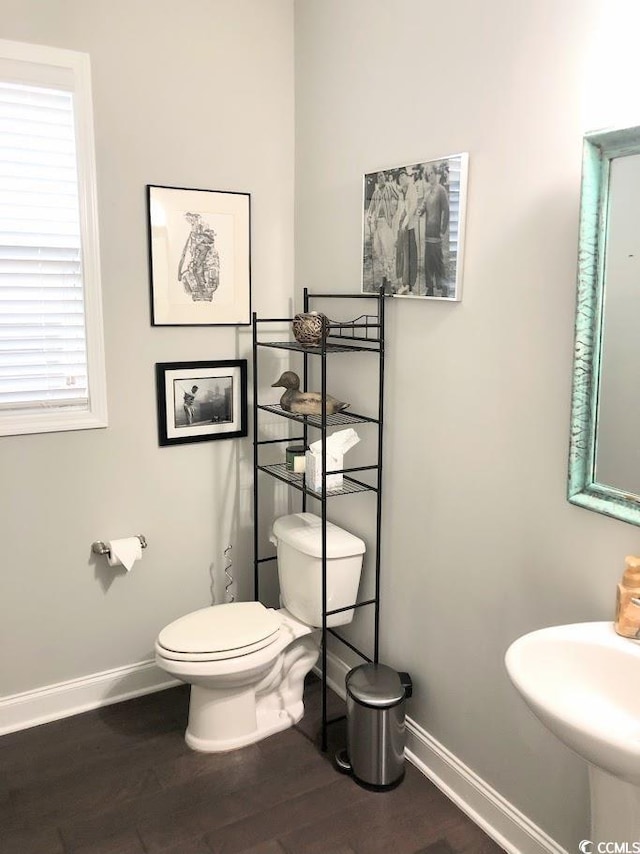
[107,537,142,572]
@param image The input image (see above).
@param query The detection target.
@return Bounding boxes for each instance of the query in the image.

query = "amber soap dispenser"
[615,555,640,639]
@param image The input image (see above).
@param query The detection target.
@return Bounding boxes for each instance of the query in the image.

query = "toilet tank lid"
[271,513,365,559]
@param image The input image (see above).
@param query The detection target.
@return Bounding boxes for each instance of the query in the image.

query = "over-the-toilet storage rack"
[252,287,386,751]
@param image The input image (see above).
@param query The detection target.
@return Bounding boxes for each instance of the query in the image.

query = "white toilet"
[155,513,366,752]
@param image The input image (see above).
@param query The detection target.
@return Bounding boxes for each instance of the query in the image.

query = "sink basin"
[505,622,640,842]
[505,621,640,783]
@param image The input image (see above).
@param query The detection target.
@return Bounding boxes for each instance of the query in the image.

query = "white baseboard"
[0,660,180,736]
[319,651,568,854]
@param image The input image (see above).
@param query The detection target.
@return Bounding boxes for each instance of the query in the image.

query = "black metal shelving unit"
[252,287,385,751]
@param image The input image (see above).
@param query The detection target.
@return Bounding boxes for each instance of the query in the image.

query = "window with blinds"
[0,40,107,436]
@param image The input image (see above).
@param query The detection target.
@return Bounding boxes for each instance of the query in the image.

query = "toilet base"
[185,698,304,752]
[181,631,319,753]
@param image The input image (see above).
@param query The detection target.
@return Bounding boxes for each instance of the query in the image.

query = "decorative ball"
[292,312,328,347]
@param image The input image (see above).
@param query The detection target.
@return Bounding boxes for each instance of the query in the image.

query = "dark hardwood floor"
[0,679,504,854]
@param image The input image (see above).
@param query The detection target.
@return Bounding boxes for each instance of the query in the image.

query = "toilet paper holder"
[91,535,148,558]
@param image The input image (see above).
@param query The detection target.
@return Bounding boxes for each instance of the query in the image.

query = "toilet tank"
[271,513,366,628]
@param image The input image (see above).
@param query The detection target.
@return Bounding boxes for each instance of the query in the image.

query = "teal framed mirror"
[568,124,640,526]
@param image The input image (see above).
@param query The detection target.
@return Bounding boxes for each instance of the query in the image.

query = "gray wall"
[0,0,294,694]
[294,0,640,849]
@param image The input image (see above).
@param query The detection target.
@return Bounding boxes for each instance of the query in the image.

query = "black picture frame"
[147,185,251,326]
[155,360,247,446]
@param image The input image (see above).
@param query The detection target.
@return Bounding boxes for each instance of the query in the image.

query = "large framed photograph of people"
[362,153,468,301]
[155,360,247,446]
[147,185,251,326]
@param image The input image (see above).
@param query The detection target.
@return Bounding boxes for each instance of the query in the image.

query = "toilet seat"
[156,601,281,662]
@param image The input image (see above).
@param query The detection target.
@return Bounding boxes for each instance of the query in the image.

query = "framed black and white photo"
[155,360,247,446]
[147,185,251,326]
[362,153,468,301]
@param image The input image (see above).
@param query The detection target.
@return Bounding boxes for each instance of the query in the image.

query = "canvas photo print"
[362,153,468,301]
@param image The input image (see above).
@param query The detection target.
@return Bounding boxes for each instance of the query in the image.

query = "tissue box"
[305,450,343,492]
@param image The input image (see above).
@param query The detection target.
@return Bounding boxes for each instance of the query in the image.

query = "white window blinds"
[0,40,106,436]
[0,81,88,411]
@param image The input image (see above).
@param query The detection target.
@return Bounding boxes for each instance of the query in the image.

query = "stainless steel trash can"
[344,663,412,789]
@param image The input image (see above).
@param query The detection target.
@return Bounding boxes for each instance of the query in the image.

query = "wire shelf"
[253,289,386,754]
[257,463,375,497]
[327,313,381,341]
[257,404,378,429]
[255,311,382,352]
[257,339,380,354]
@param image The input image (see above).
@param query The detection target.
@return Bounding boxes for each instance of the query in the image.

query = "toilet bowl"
[156,602,319,752]
[155,513,366,752]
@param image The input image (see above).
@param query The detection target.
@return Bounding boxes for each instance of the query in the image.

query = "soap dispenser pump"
[614,555,640,639]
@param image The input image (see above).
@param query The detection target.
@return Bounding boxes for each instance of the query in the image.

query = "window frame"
[0,38,107,437]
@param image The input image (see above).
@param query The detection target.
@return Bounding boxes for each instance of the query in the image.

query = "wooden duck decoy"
[271,371,350,416]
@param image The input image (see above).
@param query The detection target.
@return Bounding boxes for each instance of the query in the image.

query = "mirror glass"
[594,152,640,495]
[568,126,640,526]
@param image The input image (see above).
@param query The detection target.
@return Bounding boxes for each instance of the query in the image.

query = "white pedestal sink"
[505,622,640,844]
